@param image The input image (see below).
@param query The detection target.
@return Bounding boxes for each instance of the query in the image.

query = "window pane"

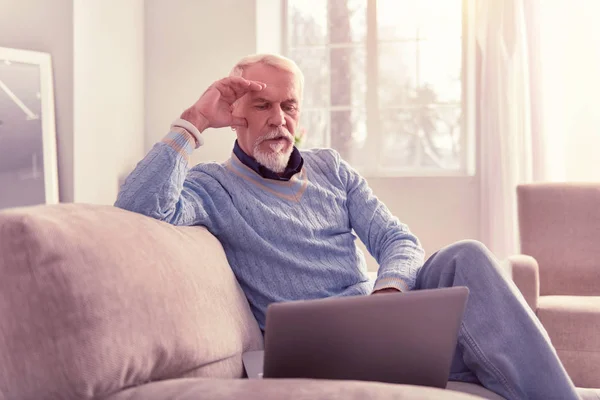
[285,0,468,175]
[379,106,461,169]
[377,0,462,41]
[299,110,329,148]
[330,46,366,107]
[417,0,462,39]
[377,0,420,40]
[420,40,462,103]
[379,40,462,107]
[328,0,367,44]
[288,48,329,108]
[287,0,328,46]
[379,42,418,107]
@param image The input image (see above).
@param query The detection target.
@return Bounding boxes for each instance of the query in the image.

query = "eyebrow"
[252,97,298,105]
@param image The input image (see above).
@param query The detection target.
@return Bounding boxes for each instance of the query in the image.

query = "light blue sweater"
[115,128,425,329]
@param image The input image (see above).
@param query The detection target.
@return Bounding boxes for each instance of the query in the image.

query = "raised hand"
[180,76,266,132]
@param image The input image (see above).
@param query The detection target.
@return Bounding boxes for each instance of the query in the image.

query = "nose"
[268,105,286,128]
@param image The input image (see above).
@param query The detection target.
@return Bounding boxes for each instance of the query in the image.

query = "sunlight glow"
[377,0,462,40]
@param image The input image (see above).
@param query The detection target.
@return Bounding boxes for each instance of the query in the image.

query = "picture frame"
[0,46,58,209]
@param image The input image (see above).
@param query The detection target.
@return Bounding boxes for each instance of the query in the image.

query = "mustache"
[254,128,294,147]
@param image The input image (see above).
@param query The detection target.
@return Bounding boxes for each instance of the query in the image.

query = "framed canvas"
[0,46,58,209]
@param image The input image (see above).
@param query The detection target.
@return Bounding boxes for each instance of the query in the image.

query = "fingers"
[228,76,266,91]
[217,77,266,101]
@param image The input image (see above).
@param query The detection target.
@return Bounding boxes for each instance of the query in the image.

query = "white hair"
[230,53,304,102]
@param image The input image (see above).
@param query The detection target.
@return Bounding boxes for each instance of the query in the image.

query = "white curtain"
[476,0,535,259]
[477,0,600,258]
[538,1,600,182]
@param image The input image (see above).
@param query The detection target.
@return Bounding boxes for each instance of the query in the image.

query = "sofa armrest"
[506,255,540,312]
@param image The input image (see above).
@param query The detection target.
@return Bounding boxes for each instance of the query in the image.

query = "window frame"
[280,0,476,177]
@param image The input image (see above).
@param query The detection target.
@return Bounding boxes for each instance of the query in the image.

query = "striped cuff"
[372,277,408,293]
[161,128,196,160]
[171,118,204,148]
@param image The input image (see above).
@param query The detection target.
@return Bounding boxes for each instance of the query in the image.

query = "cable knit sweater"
[115,127,425,329]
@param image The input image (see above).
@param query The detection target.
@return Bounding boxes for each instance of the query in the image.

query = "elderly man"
[115,53,579,400]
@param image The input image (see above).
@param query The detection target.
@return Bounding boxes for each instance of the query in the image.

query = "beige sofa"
[508,183,600,388]
[0,203,595,400]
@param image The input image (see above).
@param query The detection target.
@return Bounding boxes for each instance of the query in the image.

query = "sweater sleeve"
[335,151,425,292]
[114,127,217,229]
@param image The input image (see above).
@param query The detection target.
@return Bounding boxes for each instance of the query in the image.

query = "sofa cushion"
[538,296,600,352]
[537,295,600,388]
[107,378,486,400]
[108,378,600,400]
[0,204,263,400]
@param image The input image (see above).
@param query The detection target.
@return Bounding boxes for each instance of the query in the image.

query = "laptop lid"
[262,286,469,388]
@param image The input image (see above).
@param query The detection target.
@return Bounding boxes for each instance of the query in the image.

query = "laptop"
[243,286,469,389]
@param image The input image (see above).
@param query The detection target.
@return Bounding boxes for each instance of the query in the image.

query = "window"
[283,0,475,176]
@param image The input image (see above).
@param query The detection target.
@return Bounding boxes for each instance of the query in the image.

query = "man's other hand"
[181,76,266,132]
[372,288,402,295]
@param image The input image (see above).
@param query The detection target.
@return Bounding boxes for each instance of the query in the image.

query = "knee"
[418,240,506,290]
[441,240,491,260]
[437,240,497,274]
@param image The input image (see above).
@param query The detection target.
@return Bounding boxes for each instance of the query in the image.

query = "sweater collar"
[232,140,303,181]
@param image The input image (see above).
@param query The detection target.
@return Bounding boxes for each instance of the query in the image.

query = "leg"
[416,240,579,400]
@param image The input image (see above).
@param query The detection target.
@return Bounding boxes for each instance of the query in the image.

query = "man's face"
[232,63,301,173]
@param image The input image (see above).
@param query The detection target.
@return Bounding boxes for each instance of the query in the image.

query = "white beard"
[252,129,294,173]
[254,149,291,173]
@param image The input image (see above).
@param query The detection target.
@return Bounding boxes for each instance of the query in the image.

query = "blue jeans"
[416,240,579,400]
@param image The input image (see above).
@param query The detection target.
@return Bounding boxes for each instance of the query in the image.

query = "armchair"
[508,183,600,388]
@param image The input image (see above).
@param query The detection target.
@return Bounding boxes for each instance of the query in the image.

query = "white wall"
[540,1,600,183]
[364,177,479,262]
[0,0,74,202]
[559,5,600,182]
[144,0,481,270]
[73,0,145,204]
[144,0,257,164]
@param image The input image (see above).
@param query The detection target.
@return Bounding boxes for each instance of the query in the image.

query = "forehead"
[243,63,300,102]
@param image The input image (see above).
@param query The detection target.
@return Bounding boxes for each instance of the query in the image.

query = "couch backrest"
[0,204,263,400]
[517,183,600,296]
